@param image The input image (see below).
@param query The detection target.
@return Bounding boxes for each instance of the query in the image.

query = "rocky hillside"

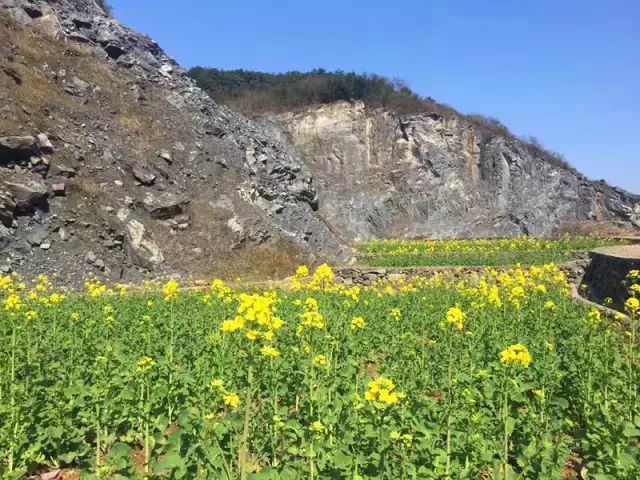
[262,101,639,241]
[0,0,346,284]
[0,1,638,285]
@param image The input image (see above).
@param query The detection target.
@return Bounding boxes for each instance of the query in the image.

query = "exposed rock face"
[268,101,639,241]
[0,0,345,283]
[0,0,636,284]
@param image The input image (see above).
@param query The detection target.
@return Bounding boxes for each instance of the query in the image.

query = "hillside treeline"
[187,67,570,170]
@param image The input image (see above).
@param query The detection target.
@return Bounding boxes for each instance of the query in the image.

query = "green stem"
[502,386,509,480]
[8,321,17,473]
[445,329,453,478]
[96,405,101,468]
[168,301,175,421]
[144,377,151,474]
[378,418,386,479]
[239,366,253,480]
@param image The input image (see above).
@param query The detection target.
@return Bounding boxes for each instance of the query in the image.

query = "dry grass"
[554,221,637,238]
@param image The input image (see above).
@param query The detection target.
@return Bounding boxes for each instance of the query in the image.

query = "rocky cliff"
[0,1,638,284]
[265,101,639,242]
[0,0,345,283]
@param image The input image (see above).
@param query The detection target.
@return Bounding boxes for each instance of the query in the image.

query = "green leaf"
[332,449,353,469]
[622,422,640,438]
[154,452,186,472]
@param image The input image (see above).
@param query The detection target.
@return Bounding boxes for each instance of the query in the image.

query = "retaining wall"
[582,246,640,309]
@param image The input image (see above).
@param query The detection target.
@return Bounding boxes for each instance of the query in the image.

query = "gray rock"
[0,224,12,249]
[158,149,172,163]
[26,227,48,246]
[271,101,640,240]
[0,192,16,227]
[124,219,164,269]
[0,135,37,163]
[85,251,97,264]
[142,192,188,219]
[133,167,156,186]
[630,203,640,228]
[35,133,54,153]
[4,179,48,213]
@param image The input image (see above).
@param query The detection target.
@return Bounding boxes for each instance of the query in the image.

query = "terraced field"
[356,236,628,267]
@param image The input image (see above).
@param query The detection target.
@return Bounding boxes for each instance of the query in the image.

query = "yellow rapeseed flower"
[4,294,23,311]
[586,308,601,325]
[260,346,281,358]
[445,306,465,331]
[136,356,156,374]
[313,354,327,367]
[295,265,309,277]
[499,344,532,368]
[310,421,325,435]
[223,393,240,409]
[364,377,403,409]
[625,297,639,314]
[246,329,260,341]
[221,316,245,333]
[351,316,366,330]
[532,389,545,400]
[162,278,180,301]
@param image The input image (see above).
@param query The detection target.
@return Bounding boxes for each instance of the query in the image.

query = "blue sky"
[110,0,640,193]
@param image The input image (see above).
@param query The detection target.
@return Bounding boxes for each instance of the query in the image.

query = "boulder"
[4,179,48,213]
[0,224,12,249]
[0,136,37,163]
[49,162,77,177]
[143,192,188,219]
[0,192,16,227]
[133,167,156,186]
[26,227,48,246]
[124,219,164,269]
[35,133,54,153]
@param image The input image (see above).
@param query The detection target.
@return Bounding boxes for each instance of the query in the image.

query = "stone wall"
[582,247,640,309]
[335,259,590,287]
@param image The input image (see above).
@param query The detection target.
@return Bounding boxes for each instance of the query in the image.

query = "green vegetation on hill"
[187,67,431,114]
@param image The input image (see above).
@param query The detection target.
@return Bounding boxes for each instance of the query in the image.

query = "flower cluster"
[299,297,325,332]
[499,344,532,368]
[221,292,284,343]
[210,378,240,410]
[364,377,403,408]
[351,316,366,330]
[136,356,156,374]
[625,297,639,315]
[444,306,465,331]
[162,278,180,301]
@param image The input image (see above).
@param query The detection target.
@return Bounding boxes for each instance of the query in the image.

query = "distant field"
[356,236,628,267]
